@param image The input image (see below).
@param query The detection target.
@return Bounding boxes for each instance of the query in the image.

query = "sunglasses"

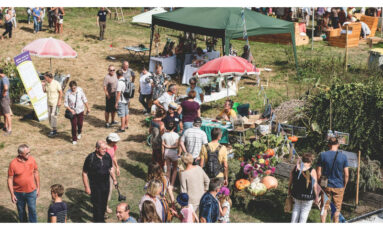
[109,69,115,72]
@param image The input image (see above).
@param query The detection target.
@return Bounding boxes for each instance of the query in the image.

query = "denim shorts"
[117,102,129,117]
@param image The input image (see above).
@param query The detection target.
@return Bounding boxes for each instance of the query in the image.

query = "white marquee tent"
[132,8,167,25]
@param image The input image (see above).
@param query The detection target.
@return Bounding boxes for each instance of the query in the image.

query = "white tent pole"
[312,7,314,51]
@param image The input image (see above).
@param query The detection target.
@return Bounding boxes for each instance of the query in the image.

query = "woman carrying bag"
[64,81,90,145]
[288,153,319,223]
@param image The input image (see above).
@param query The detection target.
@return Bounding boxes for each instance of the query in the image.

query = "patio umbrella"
[22,37,77,72]
[193,56,256,97]
[194,55,256,78]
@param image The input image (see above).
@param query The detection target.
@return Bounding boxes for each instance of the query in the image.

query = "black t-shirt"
[48,202,67,223]
[162,112,181,130]
[97,10,108,22]
[83,152,112,189]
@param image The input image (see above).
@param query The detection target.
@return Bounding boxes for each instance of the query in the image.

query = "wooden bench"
[328,23,362,48]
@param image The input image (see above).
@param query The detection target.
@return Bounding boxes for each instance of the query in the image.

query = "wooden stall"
[328,23,362,48]
[246,22,309,46]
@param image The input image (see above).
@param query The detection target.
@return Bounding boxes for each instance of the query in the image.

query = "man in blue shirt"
[32,7,42,33]
[0,69,11,136]
[317,137,349,223]
[199,177,222,223]
[116,202,137,223]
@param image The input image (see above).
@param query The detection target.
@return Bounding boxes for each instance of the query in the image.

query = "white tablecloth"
[182,64,199,85]
[149,56,177,75]
[203,88,237,103]
[184,51,220,65]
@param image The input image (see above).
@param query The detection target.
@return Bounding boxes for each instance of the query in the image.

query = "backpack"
[204,144,223,178]
[120,78,135,99]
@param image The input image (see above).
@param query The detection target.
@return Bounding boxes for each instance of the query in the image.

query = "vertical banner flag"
[14,51,48,121]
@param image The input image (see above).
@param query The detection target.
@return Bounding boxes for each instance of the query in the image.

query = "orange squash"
[235,179,251,190]
[262,176,278,189]
[265,149,275,157]
[265,169,272,175]
[288,136,298,143]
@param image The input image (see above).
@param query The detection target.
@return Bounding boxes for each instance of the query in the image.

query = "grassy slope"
[0,7,377,223]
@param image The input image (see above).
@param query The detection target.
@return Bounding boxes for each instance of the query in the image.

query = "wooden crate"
[328,23,362,48]
[246,23,310,46]
[360,15,379,37]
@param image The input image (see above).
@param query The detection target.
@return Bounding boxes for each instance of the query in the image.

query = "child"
[175,193,198,223]
[48,184,67,223]
[161,121,180,187]
[218,186,232,223]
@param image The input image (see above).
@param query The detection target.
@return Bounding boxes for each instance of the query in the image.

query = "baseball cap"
[193,117,202,124]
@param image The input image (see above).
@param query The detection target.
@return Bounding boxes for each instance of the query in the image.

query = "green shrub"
[1,58,25,103]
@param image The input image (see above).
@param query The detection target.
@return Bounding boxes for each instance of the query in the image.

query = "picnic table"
[201,118,233,144]
[124,46,149,62]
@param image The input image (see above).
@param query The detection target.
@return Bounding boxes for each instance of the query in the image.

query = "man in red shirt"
[7,144,40,222]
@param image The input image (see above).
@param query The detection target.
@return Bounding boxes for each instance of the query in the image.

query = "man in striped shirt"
[180,117,208,165]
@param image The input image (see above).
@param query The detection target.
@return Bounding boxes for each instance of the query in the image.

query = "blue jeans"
[183,122,194,135]
[33,18,40,32]
[14,189,37,223]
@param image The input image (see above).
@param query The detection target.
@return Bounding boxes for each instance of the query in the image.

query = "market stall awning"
[151,7,298,69]
[132,7,167,25]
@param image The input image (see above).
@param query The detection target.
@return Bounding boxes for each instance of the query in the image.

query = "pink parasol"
[193,55,256,78]
[22,37,77,71]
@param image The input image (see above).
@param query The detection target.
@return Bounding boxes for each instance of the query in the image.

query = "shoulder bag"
[65,92,77,120]
[319,151,338,188]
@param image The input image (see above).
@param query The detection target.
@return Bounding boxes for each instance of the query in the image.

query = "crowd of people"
[0,7,352,224]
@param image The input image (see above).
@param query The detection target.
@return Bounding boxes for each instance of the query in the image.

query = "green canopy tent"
[150,7,298,70]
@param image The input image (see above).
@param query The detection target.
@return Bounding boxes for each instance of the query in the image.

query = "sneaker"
[77,134,82,140]
[105,123,110,128]
[48,130,57,137]
[72,141,77,145]
[4,130,12,136]
[116,128,125,133]
[111,121,118,125]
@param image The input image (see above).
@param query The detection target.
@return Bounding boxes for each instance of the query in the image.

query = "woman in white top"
[64,81,90,145]
[139,67,152,115]
[162,121,179,187]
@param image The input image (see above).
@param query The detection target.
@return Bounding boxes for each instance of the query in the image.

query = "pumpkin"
[288,136,298,143]
[262,176,278,189]
[235,179,250,191]
[265,149,275,157]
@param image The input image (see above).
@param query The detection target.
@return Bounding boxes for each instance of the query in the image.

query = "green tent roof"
[152,7,295,39]
[151,7,298,69]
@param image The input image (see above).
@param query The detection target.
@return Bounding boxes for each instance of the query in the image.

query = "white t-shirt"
[157,92,175,111]
[186,86,203,105]
[140,73,152,95]
[116,78,128,104]
[162,131,180,156]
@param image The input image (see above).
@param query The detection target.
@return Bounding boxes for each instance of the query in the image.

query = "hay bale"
[273,99,305,123]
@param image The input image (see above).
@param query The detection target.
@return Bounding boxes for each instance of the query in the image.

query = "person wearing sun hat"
[105,133,121,216]
[176,193,198,223]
